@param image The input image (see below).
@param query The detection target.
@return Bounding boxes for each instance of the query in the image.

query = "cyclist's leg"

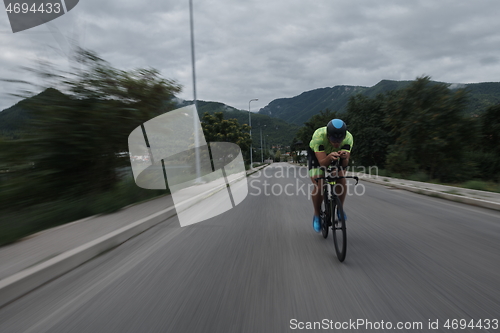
[310,171,323,232]
[335,159,350,221]
[310,174,323,216]
[335,157,350,206]
[307,147,324,216]
[335,170,347,206]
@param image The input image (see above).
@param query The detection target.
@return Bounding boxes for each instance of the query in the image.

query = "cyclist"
[308,119,353,232]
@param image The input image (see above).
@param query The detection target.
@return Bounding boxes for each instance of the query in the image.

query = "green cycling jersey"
[309,127,353,153]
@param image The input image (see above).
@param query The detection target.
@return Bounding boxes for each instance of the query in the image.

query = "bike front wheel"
[321,191,330,239]
[332,196,347,262]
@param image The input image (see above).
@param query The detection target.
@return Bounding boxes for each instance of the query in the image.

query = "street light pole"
[264,134,268,162]
[260,124,266,163]
[248,98,258,167]
[260,125,263,163]
[189,0,201,180]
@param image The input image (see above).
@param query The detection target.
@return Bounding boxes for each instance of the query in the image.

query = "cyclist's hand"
[328,152,340,163]
[339,151,348,159]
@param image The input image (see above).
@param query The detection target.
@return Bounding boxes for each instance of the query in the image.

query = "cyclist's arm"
[338,141,352,167]
[315,151,340,167]
[338,151,350,168]
[339,150,350,160]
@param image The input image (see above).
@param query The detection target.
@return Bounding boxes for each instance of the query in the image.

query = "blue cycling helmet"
[327,119,346,143]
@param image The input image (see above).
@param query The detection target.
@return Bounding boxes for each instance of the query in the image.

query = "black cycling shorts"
[307,147,326,177]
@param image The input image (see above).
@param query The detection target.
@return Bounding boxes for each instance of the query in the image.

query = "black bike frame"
[314,162,359,262]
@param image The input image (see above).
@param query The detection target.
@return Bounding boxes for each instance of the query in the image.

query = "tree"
[345,93,393,167]
[481,104,500,154]
[201,112,251,150]
[274,150,282,162]
[474,104,500,180]
[201,112,251,164]
[384,76,469,180]
[0,48,182,209]
[295,109,340,147]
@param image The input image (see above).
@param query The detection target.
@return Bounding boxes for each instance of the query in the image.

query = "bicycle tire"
[332,196,347,262]
[321,187,330,239]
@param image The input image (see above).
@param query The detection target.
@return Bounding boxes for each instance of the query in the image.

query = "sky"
[1,0,500,112]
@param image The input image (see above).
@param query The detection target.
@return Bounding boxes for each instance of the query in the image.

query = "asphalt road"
[1,163,499,332]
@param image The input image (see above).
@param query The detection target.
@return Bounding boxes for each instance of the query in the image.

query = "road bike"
[314,161,359,262]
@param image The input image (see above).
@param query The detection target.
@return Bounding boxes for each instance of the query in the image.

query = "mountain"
[457,82,500,114]
[0,88,68,139]
[258,85,368,126]
[178,100,300,147]
[0,90,300,148]
[258,80,500,126]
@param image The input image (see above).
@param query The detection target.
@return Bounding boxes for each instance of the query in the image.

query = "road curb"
[0,164,271,308]
[360,175,500,212]
[246,164,269,176]
[176,164,269,212]
[0,207,177,308]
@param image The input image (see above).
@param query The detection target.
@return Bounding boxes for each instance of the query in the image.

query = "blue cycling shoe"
[337,210,347,221]
[312,215,321,232]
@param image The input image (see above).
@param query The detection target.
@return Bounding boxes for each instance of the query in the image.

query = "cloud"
[2,0,500,112]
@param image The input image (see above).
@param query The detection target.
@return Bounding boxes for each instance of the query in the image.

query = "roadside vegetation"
[0,176,167,246]
[0,48,267,246]
[2,65,499,245]
[292,76,500,193]
[0,48,179,246]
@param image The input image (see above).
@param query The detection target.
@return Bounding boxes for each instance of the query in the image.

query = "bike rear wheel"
[332,196,347,262]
